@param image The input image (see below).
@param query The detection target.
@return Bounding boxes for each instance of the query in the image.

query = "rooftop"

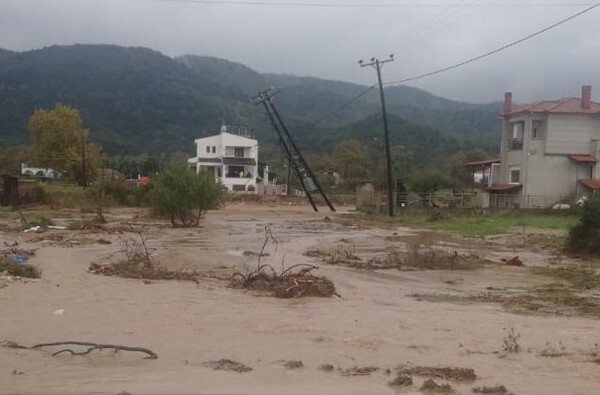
[506,97,600,116]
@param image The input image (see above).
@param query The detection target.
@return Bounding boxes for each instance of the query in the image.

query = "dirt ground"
[1,204,599,395]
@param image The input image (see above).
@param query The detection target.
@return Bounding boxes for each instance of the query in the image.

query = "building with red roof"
[495,85,600,208]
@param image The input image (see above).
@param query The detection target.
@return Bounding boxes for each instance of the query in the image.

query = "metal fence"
[355,184,585,212]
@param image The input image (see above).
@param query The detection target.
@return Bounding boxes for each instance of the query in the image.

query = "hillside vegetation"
[0,44,501,157]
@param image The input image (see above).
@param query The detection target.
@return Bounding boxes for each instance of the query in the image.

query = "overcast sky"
[0,0,599,103]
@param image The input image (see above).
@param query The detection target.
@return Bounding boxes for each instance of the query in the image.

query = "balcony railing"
[509,138,523,150]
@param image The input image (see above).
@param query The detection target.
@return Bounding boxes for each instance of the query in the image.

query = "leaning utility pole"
[251,88,336,213]
[360,54,395,216]
[81,129,87,189]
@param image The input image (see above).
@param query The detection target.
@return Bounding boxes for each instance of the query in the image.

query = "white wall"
[546,114,600,155]
[195,135,222,158]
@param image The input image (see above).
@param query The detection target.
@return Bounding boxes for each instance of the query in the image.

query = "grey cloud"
[0,0,598,103]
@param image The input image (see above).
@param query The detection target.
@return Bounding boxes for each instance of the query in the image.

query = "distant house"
[188,125,261,192]
[490,85,600,208]
[21,163,59,179]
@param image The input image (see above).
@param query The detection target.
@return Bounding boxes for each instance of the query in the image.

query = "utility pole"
[360,54,395,216]
[81,129,87,189]
[251,89,336,212]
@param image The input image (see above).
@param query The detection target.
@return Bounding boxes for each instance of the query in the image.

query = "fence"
[355,184,586,212]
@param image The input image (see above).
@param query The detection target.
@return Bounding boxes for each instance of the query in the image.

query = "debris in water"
[202,359,252,373]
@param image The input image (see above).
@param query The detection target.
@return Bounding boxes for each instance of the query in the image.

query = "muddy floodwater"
[1,204,599,394]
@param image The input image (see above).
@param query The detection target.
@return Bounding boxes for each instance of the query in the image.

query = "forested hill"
[0,44,501,154]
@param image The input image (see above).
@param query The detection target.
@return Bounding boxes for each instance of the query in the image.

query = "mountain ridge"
[0,44,501,154]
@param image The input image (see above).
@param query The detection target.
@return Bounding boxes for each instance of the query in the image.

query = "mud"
[1,204,599,394]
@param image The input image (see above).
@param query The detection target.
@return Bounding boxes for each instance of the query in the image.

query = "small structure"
[464,158,500,189]
[477,86,600,208]
[188,125,278,193]
[0,175,42,206]
[20,163,59,179]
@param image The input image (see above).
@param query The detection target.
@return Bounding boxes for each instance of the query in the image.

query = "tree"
[446,149,489,190]
[153,164,222,227]
[0,145,28,175]
[566,198,600,254]
[328,139,368,188]
[27,104,101,186]
[408,167,449,195]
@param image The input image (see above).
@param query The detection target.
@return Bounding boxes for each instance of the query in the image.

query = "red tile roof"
[569,155,597,163]
[487,183,522,192]
[579,179,600,190]
[505,97,600,116]
[464,158,501,167]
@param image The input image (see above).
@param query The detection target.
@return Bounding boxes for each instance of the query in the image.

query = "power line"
[384,2,600,86]
[307,85,375,128]
[158,0,596,8]
[289,2,600,150]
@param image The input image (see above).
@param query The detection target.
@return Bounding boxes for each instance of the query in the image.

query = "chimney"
[582,85,592,109]
[503,92,512,114]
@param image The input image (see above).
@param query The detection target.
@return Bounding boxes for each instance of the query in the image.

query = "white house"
[188,125,259,192]
[21,163,59,179]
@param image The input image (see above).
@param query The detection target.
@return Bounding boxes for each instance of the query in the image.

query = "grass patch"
[25,214,55,228]
[0,206,17,220]
[409,292,494,304]
[411,283,600,319]
[88,261,200,282]
[532,265,600,289]
[0,256,41,278]
[344,211,577,237]
[88,226,200,282]
[396,364,476,382]
[306,242,485,271]
[42,182,93,209]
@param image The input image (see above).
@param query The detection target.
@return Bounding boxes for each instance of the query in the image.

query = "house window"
[206,146,210,153]
[509,167,520,184]
[234,148,244,158]
[212,146,216,153]
[531,121,544,139]
[510,122,524,150]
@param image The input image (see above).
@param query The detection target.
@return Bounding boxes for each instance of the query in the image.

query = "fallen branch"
[31,341,158,359]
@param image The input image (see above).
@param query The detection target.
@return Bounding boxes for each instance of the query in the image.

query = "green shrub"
[566,198,600,254]
[90,179,153,207]
[152,165,222,227]
[27,214,54,228]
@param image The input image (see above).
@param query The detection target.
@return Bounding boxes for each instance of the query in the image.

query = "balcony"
[509,138,523,150]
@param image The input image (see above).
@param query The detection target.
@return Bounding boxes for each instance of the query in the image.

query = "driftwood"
[0,340,157,359]
[33,341,158,359]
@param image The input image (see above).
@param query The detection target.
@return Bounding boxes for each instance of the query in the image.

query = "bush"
[0,256,41,278]
[566,198,600,254]
[26,214,54,228]
[91,179,152,207]
[152,165,222,227]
